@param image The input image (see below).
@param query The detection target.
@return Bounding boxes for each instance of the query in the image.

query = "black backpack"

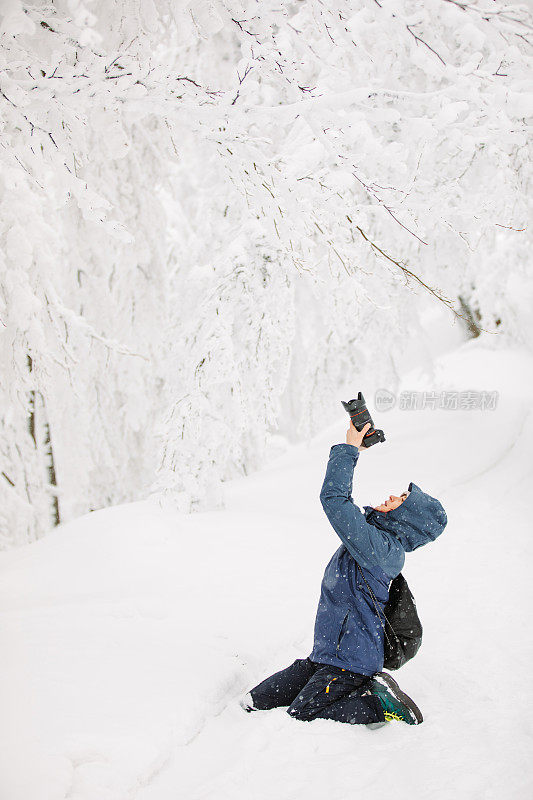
[357,565,423,670]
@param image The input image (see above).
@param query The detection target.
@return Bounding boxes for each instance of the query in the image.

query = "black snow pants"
[249,657,385,725]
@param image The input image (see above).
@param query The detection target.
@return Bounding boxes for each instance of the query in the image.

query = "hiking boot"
[369,672,423,725]
[239,691,258,713]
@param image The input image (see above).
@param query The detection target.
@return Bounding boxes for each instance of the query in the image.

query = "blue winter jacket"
[310,443,448,676]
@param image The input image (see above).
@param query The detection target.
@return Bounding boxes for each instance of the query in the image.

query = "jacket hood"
[363,482,447,552]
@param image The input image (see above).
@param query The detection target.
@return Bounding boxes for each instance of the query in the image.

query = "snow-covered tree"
[0,0,531,545]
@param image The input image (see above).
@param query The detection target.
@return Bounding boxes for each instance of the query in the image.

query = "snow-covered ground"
[1,336,532,800]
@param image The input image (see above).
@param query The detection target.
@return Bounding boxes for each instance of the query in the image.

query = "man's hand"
[346,420,371,450]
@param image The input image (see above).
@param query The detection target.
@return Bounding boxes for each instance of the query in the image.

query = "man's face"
[374,491,409,513]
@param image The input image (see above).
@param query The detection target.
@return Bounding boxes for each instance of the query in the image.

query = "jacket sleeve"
[319,443,405,578]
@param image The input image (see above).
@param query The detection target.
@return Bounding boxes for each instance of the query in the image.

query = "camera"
[341,392,386,448]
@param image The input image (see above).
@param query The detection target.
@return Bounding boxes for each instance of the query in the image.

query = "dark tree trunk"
[457,294,482,339]
[27,355,60,528]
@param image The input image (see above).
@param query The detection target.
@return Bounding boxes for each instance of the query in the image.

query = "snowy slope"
[1,336,532,800]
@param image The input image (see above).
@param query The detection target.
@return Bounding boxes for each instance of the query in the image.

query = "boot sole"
[373,672,424,724]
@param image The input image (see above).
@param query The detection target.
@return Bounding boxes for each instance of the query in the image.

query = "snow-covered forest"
[1,2,533,798]
[1,0,531,548]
